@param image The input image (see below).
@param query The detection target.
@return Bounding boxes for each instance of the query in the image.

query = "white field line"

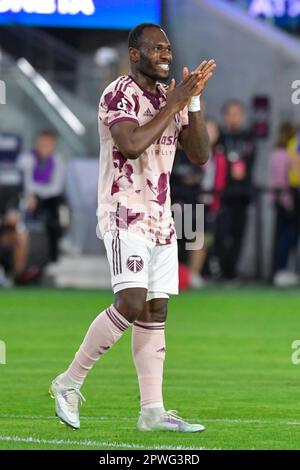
[0,414,300,426]
[203,418,300,426]
[0,436,217,450]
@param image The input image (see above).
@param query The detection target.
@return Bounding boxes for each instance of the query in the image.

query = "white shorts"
[103,230,178,301]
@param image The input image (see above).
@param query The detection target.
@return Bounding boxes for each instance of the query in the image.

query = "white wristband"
[188,94,201,112]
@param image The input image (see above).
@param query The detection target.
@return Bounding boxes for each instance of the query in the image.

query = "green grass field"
[0,287,300,450]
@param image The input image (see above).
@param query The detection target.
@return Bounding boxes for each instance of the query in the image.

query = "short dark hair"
[222,99,246,115]
[128,22,162,50]
[37,129,57,139]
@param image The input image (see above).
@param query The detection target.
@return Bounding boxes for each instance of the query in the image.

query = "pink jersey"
[97,75,189,244]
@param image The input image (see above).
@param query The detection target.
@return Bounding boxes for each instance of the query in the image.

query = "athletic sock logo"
[143,108,153,117]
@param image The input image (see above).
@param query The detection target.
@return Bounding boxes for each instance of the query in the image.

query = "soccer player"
[50,23,216,432]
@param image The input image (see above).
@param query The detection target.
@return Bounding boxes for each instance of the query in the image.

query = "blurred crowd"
[1,100,300,289]
[0,130,65,287]
[171,100,300,289]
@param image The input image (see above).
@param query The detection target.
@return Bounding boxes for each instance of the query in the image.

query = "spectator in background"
[202,118,227,279]
[0,134,40,286]
[171,117,226,288]
[0,207,34,286]
[171,145,205,288]
[269,123,300,287]
[0,132,22,164]
[17,130,65,262]
[171,98,208,288]
[214,100,256,280]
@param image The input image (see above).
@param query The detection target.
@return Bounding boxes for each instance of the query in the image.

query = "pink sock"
[67,305,131,384]
[132,321,166,408]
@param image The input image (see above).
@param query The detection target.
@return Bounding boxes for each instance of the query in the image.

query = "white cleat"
[137,409,205,433]
[49,375,85,429]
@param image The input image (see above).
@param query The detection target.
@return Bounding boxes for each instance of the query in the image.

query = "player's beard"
[139,52,170,82]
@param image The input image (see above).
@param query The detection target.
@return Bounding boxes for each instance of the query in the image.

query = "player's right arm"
[110,73,201,160]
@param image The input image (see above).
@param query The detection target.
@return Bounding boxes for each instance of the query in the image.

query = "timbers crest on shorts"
[127,255,144,273]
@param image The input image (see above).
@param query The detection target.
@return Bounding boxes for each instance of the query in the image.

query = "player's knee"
[114,289,146,323]
[117,299,145,323]
[149,300,168,323]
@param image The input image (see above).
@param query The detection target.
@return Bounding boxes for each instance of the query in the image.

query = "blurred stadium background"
[1,0,300,451]
[1,0,300,289]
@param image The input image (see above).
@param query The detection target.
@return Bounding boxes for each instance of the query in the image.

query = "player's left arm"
[178,60,216,166]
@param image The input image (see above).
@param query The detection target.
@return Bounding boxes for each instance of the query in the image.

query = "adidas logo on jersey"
[143,108,154,117]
